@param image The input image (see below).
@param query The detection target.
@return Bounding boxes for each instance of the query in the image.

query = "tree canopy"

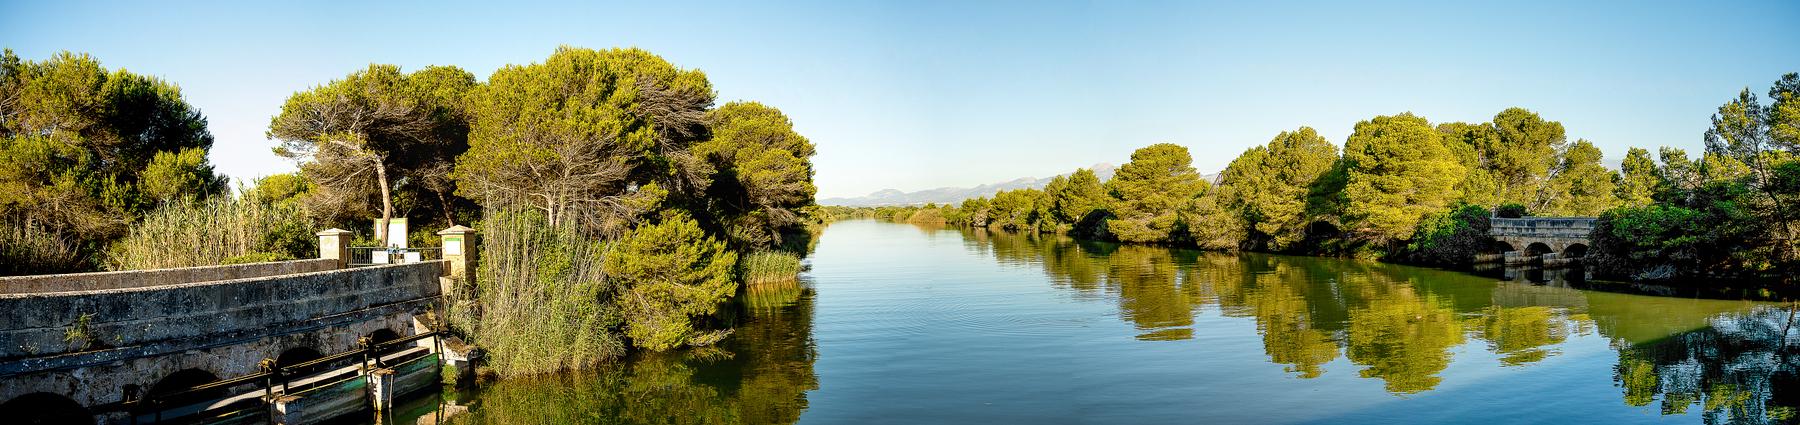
[697,101,817,250]
[268,63,477,242]
[0,50,223,270]
[454,47,714,236]
[1341,113,1466,245]
[1106,143,1207,243]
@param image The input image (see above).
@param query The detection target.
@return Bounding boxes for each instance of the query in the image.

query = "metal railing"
[91,331,444,424]
[348,247,443,267]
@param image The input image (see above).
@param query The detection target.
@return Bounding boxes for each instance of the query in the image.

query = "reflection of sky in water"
[425,220,1798,425]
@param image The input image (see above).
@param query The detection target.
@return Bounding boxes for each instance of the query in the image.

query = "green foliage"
[1588,174,1777,280]
[1048,169,1108,227]
[473,208,625,377]
[1106,143,1206,243]
[1393,203,1491,267]
[139,147,226,203]
[987,188,1047,232]
[220,251,294,265]
[1341,113,1466,245]
[1488,108,1567,205]
[1539,139,1620,216]
[1494,203,1529,218]
[0,220,85,275]
[249,173,310,206]
[604,212,739,351]
[905,208,948,226]
[455,47,710,236]
[1770,73,1800,151]
[107,192,314,270]
[1219,127,1339,250]
[1588,205,1710,280]
[0,50,222,272]
[697,101,818,250]
[1180,185,1247,250]
[1617,147,1658,207]
[739,250,803,285]
[269,63,478,238]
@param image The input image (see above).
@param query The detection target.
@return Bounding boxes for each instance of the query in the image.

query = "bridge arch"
[275,346,324,368]
[1488,240,1516,254]
[1563,243,1589,258]
[146,368,226,408]
[367,328,407,355]
[0,392,90,424]
[1526,242,1554,257]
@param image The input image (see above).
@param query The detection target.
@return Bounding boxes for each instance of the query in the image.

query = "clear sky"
[4,1,1797,199]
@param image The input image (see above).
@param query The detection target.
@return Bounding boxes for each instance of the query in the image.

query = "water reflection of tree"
[1613,305,1799,424]
[957,228,1626,394]
[452,283,818,424]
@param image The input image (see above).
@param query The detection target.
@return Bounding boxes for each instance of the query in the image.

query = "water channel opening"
[146,368,225,408]
[276,346,324,369]
[367,328,405,354]
[1563,244,1588,258]
[1526,242,1553,257]
[0,392,90,424]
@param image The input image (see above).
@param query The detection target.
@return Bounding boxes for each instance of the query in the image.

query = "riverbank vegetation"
[833,73,1800,284]
[1,47,820,376]
[0,50,229,273]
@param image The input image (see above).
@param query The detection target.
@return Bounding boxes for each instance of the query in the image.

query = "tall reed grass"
[0,220,86,275]
[739,250,803,285]
[471,208,625,377]
[108,196,312,270]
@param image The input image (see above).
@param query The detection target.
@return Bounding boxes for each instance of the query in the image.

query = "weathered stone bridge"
[1486,217,1596,267]
[0,226,477,424]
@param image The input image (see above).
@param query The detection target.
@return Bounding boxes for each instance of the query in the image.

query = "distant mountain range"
[821,164,1118,207]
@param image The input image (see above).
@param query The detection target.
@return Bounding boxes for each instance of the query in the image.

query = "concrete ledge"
[0,259,339,295]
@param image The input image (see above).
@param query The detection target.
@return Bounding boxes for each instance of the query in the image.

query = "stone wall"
[0,260,443,361]
[1489,217,1596,239]
[0,261,444,412]
[0,259,339,295]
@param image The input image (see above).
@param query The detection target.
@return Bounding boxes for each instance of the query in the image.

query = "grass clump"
[738,250,803,285]
[0,221,86,275]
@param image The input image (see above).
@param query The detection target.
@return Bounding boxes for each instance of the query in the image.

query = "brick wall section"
[0,261,443,360]
[0,259,339,295]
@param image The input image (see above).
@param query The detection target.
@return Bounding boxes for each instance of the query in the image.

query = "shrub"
[603,212,739,351]
[1394,203,1491,266]
[906,208,947,226]
[1494,203,1529,218]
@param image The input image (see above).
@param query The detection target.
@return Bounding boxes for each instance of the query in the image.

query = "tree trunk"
[375,158,394,247]
[435,190,455,226]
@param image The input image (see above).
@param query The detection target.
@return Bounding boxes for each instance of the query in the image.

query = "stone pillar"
[269,394,303,424]
[437,225,476,284]
[317,228,353,269]
[368,368,396,411]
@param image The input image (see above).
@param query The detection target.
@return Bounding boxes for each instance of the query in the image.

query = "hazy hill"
[821,164,1136,207]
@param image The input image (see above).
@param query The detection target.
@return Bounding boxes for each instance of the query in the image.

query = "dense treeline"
[0,50,230,274]
[271,46,822,375]
[839,73,1800,283]
[0,47,820,376]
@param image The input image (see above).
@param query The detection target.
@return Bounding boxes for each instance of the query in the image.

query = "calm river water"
[398,219,1799,424]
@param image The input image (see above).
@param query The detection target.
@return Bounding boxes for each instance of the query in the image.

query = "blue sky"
[4,1,1797,199]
